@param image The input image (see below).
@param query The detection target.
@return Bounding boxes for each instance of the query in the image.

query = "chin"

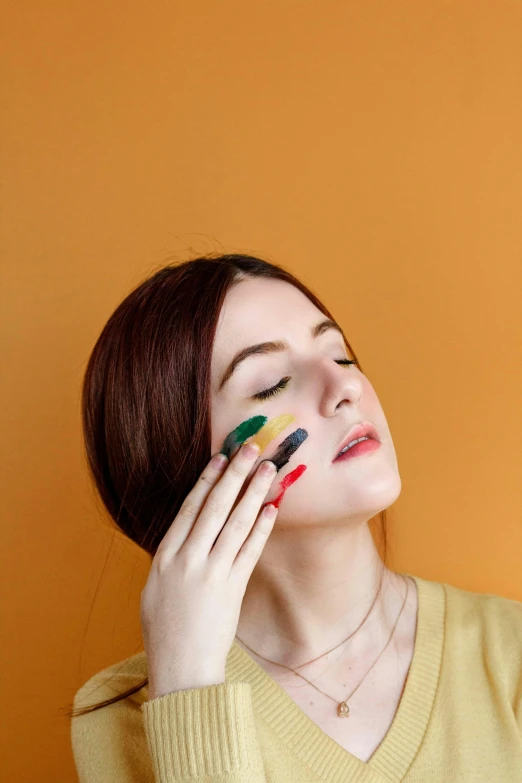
[342,468,402,513]
[334,477,401,521]
[274,471,402,526]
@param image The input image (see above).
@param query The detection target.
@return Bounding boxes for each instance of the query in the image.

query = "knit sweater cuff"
[141,682,266,782]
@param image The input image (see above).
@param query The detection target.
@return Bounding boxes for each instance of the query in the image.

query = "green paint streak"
[220,415,267,458]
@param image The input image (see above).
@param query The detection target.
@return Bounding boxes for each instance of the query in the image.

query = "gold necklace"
[236,573,409,718]
[236,563,386,680]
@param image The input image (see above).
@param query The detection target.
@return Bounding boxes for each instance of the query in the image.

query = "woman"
[69,254,522,782]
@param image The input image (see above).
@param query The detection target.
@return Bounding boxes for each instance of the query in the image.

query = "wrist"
[148,672,226,700]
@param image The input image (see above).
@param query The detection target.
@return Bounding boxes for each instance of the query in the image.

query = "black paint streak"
[270,428,308,471]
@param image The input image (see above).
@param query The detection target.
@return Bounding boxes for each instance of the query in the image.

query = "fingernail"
[243,442,260,459]
[212,453,228,468]
[259,460,276,477]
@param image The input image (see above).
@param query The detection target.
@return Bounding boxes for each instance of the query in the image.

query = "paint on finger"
[219,415,267,458]
[243,413,295,454]
[270,428,308,471]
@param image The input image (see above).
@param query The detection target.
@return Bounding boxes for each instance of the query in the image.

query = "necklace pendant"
[338,701,350,718]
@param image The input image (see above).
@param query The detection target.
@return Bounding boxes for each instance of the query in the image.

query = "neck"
[236,520,404,669]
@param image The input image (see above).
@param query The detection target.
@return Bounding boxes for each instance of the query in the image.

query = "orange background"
[2,1,521,779]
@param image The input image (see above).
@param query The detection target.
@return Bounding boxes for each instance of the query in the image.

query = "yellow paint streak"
[244,413,295,454]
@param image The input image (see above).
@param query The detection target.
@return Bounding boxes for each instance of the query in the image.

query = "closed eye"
[252,359,357,401]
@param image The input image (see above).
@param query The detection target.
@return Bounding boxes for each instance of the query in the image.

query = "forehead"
[211,277,324,366]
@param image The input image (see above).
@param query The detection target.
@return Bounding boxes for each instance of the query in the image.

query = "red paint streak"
[268,464,307,509]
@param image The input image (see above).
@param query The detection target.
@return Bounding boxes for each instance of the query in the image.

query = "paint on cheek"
[243,413,295,454]
[268,464,307,509]
[270,428,308,471]
[219,415,267,458]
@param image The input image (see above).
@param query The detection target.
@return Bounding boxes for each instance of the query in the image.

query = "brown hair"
[63,253,391,719]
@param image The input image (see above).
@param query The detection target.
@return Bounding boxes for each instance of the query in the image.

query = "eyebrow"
[217,318,345,391]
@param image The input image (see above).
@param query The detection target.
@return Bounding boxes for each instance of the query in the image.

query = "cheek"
[212,409,306,461]
[361,375,379,401]
[359,378,388,427]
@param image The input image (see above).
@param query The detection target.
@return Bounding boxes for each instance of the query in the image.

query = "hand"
[140,442,278,700]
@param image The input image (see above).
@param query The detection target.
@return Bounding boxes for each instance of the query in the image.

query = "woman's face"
[210,277,401,528]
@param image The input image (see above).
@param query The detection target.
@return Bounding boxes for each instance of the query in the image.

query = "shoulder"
[440,577,522,687]
[442,578,522,633]
[413,571,522,631]
[73,649,149,712]
[71,651,155,780]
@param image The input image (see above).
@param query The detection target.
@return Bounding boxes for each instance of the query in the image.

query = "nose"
[316,357,364,418]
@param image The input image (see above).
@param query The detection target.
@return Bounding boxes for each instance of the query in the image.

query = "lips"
[333,422,380,462]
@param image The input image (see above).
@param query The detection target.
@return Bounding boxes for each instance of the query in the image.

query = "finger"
[159,452,229,555]
[209,459,278,567]
[220,415,267,459]
[183,441,261,553]
[232,502,278,576]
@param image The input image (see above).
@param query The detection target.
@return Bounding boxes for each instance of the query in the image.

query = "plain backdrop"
[1,1,521,780]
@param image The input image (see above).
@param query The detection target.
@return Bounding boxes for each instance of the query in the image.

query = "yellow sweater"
[71,573,522,782]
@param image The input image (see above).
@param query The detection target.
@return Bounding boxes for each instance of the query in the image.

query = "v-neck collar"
[225,573,446,783]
